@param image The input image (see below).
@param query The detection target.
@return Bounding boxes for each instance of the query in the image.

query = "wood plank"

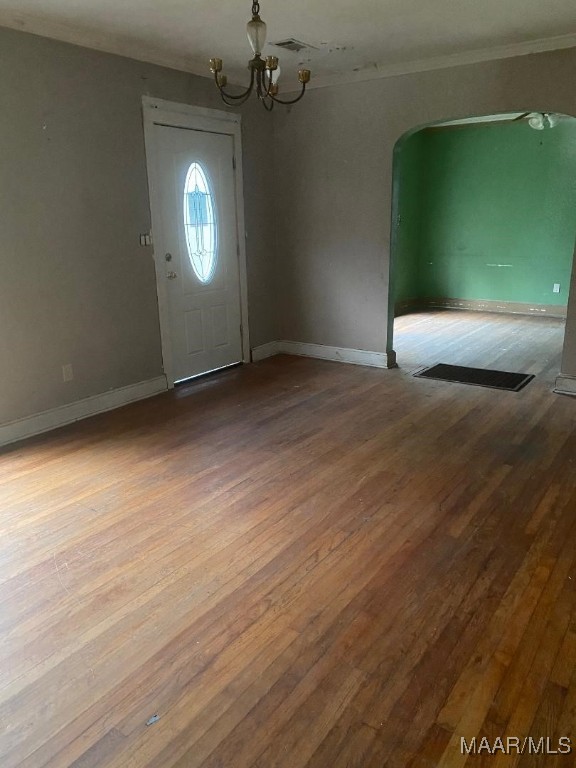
[0,310,575,768]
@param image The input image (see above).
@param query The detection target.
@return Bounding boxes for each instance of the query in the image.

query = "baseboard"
[554,374,576,397]
[252,340,390,368]
[395,298,422,316]
[0,376,168,448]
[280,341,389,368]
[251,341,280,361]
[395,297,567,318]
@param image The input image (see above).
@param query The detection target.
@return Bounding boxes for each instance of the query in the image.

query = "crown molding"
[305,33,576,90]
[0,11,209,76]
[1,11,576,90]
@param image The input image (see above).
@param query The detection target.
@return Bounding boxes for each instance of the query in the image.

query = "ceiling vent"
[271,38,316,53]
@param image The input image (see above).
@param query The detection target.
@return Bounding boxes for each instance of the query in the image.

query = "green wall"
[392,130,425,306]
[394,118,576,310]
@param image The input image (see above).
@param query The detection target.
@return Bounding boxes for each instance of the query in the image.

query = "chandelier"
[209,0,311,111]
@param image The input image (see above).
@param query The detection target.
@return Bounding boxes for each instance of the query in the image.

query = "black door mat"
[414,363,534,392]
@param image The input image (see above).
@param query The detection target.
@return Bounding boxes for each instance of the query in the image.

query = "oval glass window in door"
[183,162,218,284]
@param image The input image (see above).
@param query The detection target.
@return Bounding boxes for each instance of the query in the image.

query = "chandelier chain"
[252,0,260,17]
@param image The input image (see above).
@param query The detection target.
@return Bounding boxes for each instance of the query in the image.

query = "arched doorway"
[387,110,576,387]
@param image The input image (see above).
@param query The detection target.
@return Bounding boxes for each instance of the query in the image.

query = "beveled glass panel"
[183,163,218,284]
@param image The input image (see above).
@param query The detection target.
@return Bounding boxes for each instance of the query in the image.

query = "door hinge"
[232,155,236,170]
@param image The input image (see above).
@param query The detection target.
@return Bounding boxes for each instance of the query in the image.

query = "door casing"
[143,96,250,387]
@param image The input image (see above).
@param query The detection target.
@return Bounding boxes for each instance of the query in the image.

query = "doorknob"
[166,271,178,279]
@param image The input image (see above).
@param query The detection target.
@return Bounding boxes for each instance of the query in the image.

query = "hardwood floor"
[393,309,567,382]
[1,311,575,767]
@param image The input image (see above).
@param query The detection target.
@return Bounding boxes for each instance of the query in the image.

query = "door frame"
[142,96,250,387]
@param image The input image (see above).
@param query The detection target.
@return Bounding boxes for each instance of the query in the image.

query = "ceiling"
[2,0,576,91]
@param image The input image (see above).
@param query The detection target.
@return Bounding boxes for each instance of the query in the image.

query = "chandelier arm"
[269,82,307,105]
[216,84,254,104]
[221,92,252,107]
[214,69,255,102]
[256,66,273,100]
[254,68,274,110]
[261,68,273,98]
[255,67,263,100]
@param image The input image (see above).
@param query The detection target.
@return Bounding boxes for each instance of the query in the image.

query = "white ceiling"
[2,0,576,90]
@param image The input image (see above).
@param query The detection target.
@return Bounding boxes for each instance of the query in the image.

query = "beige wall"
[272,47,576,374]
[242,108,280,348]
[0,26,276,424]
[3,25,576,432]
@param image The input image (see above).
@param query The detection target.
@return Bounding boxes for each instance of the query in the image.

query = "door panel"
[153,124,243,382]
[185,310,204,355]
[211,305,229,347]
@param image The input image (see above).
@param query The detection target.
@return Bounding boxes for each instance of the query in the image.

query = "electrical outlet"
[62,363,74,382]
[553,283,561,294]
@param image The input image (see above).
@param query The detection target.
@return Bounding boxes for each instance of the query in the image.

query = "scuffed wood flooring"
[1,311,575,767]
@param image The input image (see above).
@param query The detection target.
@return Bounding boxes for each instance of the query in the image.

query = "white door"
[151,123,243,383]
